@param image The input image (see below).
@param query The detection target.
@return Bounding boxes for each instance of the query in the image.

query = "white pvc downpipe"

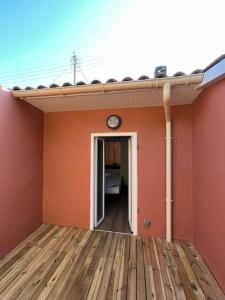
[163,82,172,243]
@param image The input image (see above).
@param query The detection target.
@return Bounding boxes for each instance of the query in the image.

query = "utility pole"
[71,52,77,85]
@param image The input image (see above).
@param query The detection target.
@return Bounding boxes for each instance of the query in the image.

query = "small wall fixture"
[144,219,151,227]
[106,115,121,130]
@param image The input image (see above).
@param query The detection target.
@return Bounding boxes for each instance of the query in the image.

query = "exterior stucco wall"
[0,88,43,258]
[193,79,225,292]
[1,78,225,291]
[43,106,193,240]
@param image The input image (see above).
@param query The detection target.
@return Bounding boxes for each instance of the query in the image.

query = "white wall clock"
[106,115,121,130]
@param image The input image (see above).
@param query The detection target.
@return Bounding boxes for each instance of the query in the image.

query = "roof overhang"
[12,74,203,113]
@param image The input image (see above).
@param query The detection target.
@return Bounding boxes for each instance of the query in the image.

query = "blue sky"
[0,0,119,67]
[0,0,224,88]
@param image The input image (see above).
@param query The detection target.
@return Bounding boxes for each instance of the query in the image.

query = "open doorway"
[99,137,129,233]
[90,133,137,235]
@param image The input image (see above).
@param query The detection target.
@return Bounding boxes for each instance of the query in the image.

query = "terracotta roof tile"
[62,82,72,87]
[173,71,186,77]
[106,78,117,83]
[191,69,203,75]
[37,85,46,89]
[138,75,149,80]
[11,71,203,91]
[12,86,22,91]
[122,76,133,81]
[49,83,59,88]
[76,81,86,85]
[91,79,101,84]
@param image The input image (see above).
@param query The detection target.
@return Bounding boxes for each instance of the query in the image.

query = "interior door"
[95,138,105,227]
[128,137,133,232]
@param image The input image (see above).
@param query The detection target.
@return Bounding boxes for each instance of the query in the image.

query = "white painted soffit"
[23,84,202,112]
[12,75,203,112]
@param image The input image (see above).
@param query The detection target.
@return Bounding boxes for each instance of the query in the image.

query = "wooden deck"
[98,191,131,233]
[0,225,224,299]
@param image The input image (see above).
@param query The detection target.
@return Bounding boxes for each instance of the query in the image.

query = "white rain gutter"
[163,82,172,243]
[11,74,203,99]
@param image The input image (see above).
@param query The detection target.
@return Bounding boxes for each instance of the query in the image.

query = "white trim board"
[90,132,138,235]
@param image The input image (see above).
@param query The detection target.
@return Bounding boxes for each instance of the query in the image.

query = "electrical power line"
[79,52,116,64]
[0,58,113,82]
[77,62,89,83]
[0,61,68,76]
[0,67,71,82]
[3,71,72,85]
[0,53,118,78]
[50,64,71,84]
[80,57,112,69]
[0,52,119,87]
[1,65,68,77]
[0,69,72,83]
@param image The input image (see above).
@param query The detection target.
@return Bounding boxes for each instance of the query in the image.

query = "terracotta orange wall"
[43,106,193,240]
[0,88,43,258]
[193,79,225,292]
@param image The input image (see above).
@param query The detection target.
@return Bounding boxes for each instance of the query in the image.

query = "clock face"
[107,115,121,129]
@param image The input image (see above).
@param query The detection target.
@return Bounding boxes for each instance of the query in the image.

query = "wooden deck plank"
[66,231,104,299]
[127,235,137,300]
[0,225,63,299]
[183,241,225,300]
[0,225,224,300]
[136,237,146,300]
[116,234,130,300]
[77,231,108,299]
[97,233,119,299]
[45,229,90,299]
[0,224,51,273]
[27,229,77,300]
[154,237,176,299]
[48,230,96,300]
[175,241,206,299]
[169,242,197,299]
[149,236,166,299]
[16,227,74,300]
[87,232,113,299]
[181,241,223,300]
[106,234,124,300]
[0,225,60,295]
[143,236,156,300]
[36,228,84,300]
[160,239,186,300]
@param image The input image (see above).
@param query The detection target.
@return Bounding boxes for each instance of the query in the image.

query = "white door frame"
[90,132,138,235]
[94,138,105,227]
